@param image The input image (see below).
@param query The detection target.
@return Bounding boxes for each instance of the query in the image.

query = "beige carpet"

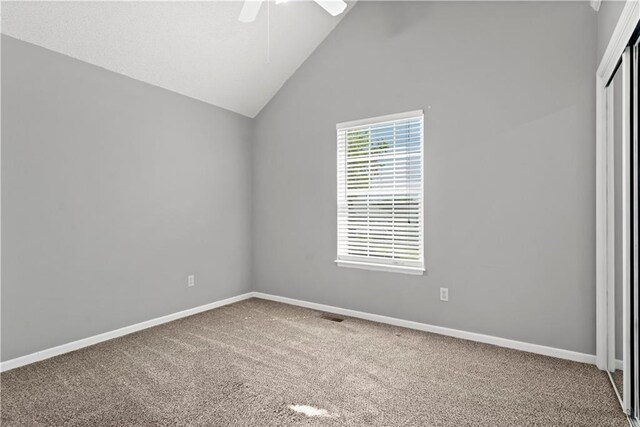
[0,298,627,426]
[612,369,624,403]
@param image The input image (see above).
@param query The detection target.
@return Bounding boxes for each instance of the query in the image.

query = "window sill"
[335,260,425,275]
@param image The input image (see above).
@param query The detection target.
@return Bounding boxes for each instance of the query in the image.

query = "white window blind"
[336,110,424,275]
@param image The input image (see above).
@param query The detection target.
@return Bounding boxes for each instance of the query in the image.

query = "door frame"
[595,0,640,416]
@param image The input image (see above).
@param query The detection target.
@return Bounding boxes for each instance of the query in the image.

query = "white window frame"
[335,110,425,275]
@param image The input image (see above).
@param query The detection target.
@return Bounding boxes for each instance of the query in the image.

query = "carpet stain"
[288,404,336,418]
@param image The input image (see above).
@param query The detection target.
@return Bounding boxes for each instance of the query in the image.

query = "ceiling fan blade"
[313,0,347,17]
[239,0,264,23]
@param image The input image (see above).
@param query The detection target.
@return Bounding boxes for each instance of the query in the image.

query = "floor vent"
[320,314,345,323]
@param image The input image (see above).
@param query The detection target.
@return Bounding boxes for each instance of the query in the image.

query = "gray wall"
[252,2,598,354]
[2,1,603,362]
[597,0,627,65]
[1,36,253,361]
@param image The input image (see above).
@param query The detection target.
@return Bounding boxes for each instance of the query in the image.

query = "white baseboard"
[0,290,598,373]
[0,292,254,373]
[252,292,597,365]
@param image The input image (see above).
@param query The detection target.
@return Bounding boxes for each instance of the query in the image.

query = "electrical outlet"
[188,275,195,287]
[440,287,449,302]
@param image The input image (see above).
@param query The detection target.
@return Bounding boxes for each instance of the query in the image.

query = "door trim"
[596,0,639,372]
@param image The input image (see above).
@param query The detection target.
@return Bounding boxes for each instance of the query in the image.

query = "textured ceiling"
[1,1,354,117]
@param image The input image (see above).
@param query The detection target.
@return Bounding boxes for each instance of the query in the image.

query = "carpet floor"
[0,298,627,426]
[612,369,624,405]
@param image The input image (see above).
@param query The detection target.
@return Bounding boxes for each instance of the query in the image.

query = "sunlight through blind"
[336,110,424,274]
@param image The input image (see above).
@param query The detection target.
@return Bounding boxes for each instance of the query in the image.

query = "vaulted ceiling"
[1,1,354,117]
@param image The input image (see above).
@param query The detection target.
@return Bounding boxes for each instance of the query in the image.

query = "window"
[336,110,424,275]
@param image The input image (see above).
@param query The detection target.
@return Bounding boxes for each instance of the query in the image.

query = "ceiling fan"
[239,0,347,23]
